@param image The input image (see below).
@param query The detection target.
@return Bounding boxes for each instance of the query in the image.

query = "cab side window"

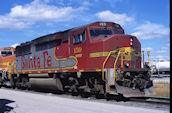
[1,51,12,57]
[73,31,86,44]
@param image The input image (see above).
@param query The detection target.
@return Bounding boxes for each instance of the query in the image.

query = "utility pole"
[147,51,153,77]
[142,50,144,68]
[157,58,160,76]
[147,51,150,64]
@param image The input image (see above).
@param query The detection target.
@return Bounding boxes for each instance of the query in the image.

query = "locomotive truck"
[0,22,154,97]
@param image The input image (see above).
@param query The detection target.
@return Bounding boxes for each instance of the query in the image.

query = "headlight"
[125,63,129,68]
[130,37,133,46]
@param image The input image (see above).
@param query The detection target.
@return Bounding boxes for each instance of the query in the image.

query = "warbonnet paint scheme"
[0,22,154,97]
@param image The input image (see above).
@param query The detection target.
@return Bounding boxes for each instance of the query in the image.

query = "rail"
[4,87,169,107]
[127,96,170,105]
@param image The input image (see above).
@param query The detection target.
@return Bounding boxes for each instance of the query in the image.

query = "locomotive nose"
[102,34,141,69]
[103,34,140,51]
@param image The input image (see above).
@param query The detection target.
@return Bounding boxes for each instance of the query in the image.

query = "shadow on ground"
[0,99,15,113]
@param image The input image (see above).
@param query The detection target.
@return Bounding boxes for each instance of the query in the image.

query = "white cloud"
[9,0,78,21]
[0,15,33,30]
[82,1,92,6]
[96,10,134,25]
[155,55,169,61]
[142,47,169,61]
[131,21,169,40]
[150,55,169,61]
[161,47,168,50]
[0,0,86,30]
[156,50,167,54]
[142,47,168,54]
[142,47,154,51]
[11,43,19,48]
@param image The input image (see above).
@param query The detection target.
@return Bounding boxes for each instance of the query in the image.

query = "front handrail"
[101,47,135,81]
[113,51,121,80]
[102,50,122,80]
[2,62,15,79]
[102,51,114,80]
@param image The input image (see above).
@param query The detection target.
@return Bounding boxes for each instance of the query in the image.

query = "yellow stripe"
[96,69,101,72]
[90,47,141,60]
[0,62,10,66]
[75,54,82,58]
[79,69,84,72]
[54,47,78,69]
[62,70,67,72]
[48,71,51,73]
[90,52,109,58]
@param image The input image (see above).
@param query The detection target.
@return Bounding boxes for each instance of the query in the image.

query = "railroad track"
[1,87,170,108]
[126,96,170,105]
[104,93,170,107]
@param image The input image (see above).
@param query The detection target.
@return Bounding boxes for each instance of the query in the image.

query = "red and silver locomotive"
[0,22,154,97]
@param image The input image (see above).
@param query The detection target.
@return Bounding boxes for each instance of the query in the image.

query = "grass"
[152,82,170,97]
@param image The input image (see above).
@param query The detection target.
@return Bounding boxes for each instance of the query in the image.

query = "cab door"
[61,32,69,58]
[70,29,88,70]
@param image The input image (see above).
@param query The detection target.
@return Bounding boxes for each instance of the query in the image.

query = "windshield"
[1,51,12,57]
[90,29,112,39]
[114,29,124,34]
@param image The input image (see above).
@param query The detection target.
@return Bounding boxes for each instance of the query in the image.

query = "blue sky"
[0,0,170,61]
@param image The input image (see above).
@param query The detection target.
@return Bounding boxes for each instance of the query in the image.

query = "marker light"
[125,63,129,68]
[130,37,133,46]
[99,22,107,26]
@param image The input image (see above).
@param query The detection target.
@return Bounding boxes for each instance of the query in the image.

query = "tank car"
[0,22,154,97]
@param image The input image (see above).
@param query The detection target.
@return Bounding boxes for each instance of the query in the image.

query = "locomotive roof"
[17,21,118,47]
[0,47,15,51]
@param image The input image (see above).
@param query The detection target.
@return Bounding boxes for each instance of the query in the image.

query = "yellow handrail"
[114,51,121,80]
[102,51,113,80]
[150,62,153,78]
[121,54,123,68]
[101,47,134,81]
[102,50,122,80]
[4,62,15,79]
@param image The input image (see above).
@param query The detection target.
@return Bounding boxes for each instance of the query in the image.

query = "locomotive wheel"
[80,92,91,98]
[71,91,79,96]
[0,76,2,88]
[106,93,127,101]
[16,77,29,90]
[95,91,105,99]
[10,76,16,89]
